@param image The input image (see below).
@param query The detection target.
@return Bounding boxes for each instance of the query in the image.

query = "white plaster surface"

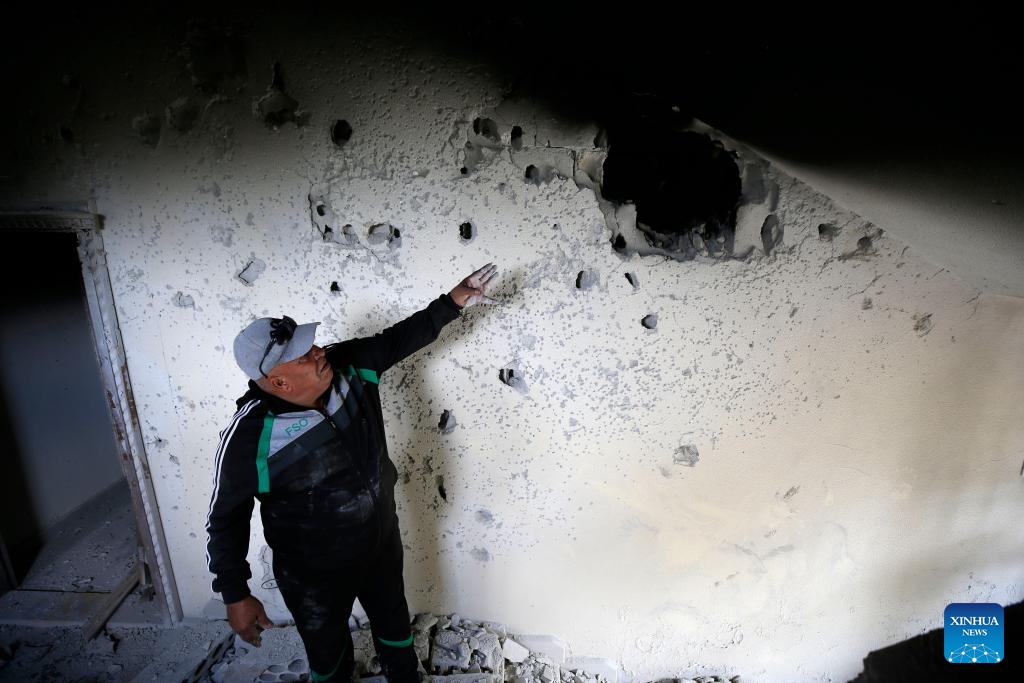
[2,9,1022,683]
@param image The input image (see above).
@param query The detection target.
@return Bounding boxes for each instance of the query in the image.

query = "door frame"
[0,204,182,624]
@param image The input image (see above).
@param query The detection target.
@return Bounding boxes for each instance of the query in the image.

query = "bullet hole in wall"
[498,367,529,394]
[641,314,658,329]
[368,223,401,249]
[438,409,456,434]
[524,165,540,184]
[459,221,475,241]
[674,444,700,467]
[601,128,740,260]
[472,117,500,144]
[460,166,469,175]
[331,119,353,146]
[625,272,640,289]
[436,476,447,502]
[330,281,341,292]
[316,203,326,217]
[339,224,358,246]
[510,125,524,150]
[761,214,782,255]
[575,270,598,290]
[818,222,840,241]
[840,229,883,261]
[612,233,627,252]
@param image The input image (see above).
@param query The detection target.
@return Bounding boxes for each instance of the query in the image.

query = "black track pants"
[273,518,419,682]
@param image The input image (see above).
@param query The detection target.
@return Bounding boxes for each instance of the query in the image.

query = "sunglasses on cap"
[258,315,297,378]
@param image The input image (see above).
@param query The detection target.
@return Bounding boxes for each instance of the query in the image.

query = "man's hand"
[226,595,275,647]
[449,263,500,308]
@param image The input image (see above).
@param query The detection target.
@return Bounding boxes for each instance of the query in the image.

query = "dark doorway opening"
[0,230,153,624]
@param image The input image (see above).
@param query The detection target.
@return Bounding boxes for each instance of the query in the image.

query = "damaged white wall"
[3,11,1022,683]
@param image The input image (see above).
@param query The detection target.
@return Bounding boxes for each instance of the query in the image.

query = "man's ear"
[269,375,290,392]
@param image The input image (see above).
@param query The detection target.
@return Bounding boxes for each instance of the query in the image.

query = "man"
[205,264,499,682]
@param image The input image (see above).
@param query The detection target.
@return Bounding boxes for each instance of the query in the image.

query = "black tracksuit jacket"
[205,294,461,604]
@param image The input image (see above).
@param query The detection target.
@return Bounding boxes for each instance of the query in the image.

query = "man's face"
[270,344,333,405]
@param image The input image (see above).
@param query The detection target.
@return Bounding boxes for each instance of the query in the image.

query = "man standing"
[205,264,499,682]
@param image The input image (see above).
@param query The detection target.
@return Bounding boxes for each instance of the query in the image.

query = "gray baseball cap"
[233,316,321,380]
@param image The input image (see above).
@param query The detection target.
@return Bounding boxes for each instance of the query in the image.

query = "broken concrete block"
[431,628,473,672]
[564,656,622,683]
[511,635,568,664]
[502,637,530,663]
[425,674,496,683]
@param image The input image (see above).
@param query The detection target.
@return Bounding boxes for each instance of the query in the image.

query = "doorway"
[0,213,180,626]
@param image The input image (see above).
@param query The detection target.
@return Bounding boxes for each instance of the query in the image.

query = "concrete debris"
[502,637,530,663]
[426,674,495,683]
[428,614,503,676]
[511,635,568,664]
[0,611,746,682]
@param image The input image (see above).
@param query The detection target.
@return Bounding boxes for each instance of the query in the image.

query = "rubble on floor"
[206,612,744,683]
[0,612,743,682]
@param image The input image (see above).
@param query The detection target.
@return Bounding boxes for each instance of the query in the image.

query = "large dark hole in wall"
[600,127,741,259]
